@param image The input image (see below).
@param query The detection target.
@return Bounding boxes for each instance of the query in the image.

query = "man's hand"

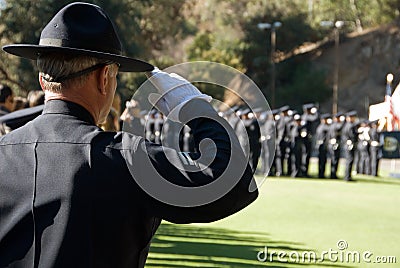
[147,68,212,122]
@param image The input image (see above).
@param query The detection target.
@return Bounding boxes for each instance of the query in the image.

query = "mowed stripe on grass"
[147,173,400,267]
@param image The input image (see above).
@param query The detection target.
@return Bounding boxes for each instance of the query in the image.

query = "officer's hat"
[357,119,368,126]
[271,109,280,115]
[345,110,357,117]
[334,112,344,118]
[2,2,153,73]
[320,113,331,119]
[279,105,290,113]
[302,103,316,110]
[241,108,251,116]
[253,107,263,114]
[368,119,379,125]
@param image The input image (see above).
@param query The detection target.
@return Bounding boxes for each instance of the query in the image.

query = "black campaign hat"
[2,2,153,73]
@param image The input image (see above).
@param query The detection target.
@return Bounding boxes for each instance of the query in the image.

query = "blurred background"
[2,0,400,117]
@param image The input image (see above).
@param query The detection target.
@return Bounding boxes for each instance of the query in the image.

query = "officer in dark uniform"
[120,100,145,137]
[235,108,261,173]
[260,110,277,176]
[139,109,148,129]
[368,119,381,176]
[276,105,291,176]
[253,108,266,175]
[227,106,241,130]
[328,112,345,179]
[356,119,370,174]
[181,124,194,152]
[145,109,156,142]
[290,113,306,177]
[342,110,358,181]
[154,111,164,144]
[235,108,248,149]
[269,110,281,176]
[160,117,180,148]
[0,3,257,267]
[315,114,331,178]
[301,103,319,177]
[286,109,296,175]
[246,110,261,173]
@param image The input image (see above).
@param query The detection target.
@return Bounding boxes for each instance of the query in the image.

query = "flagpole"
[386,73,394,131]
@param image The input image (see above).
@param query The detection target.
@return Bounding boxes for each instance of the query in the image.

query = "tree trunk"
[350,0,363,32]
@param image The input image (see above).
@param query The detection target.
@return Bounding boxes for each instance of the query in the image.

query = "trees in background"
[0,0,398,107]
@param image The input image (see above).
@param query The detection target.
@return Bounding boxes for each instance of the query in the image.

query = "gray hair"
[37,54,106,92]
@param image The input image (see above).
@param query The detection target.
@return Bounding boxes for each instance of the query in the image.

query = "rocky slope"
[304,23,400,117]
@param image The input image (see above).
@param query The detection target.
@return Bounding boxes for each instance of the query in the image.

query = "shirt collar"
[42,100,96,125]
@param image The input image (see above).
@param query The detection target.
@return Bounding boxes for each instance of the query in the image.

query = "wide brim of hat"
[2,44,154,72]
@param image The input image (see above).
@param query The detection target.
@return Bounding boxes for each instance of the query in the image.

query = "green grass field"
[146,159,400,268]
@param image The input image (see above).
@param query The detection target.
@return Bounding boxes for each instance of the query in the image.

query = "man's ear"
[97,65,110,95]
[39,74,45,90]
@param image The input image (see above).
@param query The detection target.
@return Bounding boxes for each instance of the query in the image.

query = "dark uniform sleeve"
[125,99,258,223]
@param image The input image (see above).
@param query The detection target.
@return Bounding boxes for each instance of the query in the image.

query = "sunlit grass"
[147,159,400,267]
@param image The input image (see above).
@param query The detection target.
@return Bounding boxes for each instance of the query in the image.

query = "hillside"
[301,22,400,117]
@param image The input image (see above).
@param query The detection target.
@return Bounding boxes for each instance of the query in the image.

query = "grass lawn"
[146,159,400,268]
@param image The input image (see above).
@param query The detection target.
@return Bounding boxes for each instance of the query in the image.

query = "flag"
[391,82,400,129]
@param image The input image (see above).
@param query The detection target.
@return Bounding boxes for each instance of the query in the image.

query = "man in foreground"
[0,3,257,267]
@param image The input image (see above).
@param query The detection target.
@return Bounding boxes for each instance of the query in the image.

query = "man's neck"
[45,92,99,124]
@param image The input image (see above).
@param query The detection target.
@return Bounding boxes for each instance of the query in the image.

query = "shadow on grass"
[271,158,400,186]
[352,174,400,186]
[146,223,353,268]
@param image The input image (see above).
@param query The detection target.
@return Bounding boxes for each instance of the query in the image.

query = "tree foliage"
[0,0,190,99]
[0,0,399,106]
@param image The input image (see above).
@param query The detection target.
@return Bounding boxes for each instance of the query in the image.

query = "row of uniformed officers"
[222,104,319,178]
[222,104,381,180]
[314,110,381,180]
[123,103,381,180]
[1,92,382,180]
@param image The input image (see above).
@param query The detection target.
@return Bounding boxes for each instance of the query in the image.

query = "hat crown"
[2,2,153,72]
[39,2,122,55]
